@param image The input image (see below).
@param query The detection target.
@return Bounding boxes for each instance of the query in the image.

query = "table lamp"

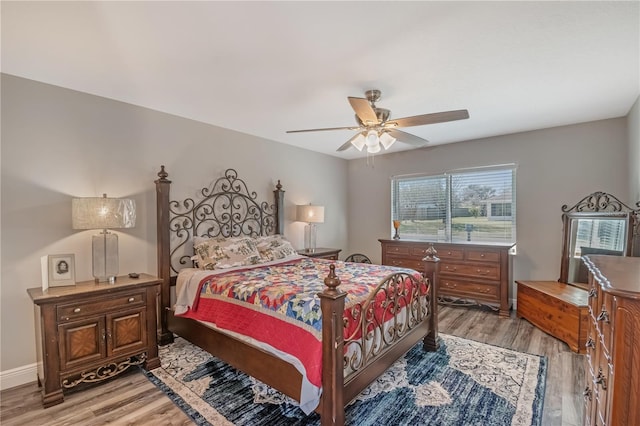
[296,204,324,253]
[72,194,136,283]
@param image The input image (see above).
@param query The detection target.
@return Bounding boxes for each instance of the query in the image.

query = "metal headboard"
[155,166,285,276]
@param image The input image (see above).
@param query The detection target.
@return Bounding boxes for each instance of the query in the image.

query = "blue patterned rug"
[142,334,546,425]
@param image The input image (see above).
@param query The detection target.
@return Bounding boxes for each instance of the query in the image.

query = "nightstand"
[297,248,342,260]
[27,273,160,408]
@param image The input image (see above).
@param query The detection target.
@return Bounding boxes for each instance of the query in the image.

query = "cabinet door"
[58,317,106,371]
[107,308,147,357]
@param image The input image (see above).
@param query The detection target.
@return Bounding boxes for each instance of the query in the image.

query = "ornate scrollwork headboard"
[155,166,284,276]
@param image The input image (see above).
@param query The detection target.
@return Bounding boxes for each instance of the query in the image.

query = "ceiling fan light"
[367,143,381,154]
[365,129,379,147]
[379,132,397,150]
[351,133,365,151]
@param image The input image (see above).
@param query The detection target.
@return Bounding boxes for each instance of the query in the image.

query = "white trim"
[0,363,37,391]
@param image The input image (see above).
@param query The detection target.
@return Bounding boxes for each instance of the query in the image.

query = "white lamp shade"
[296,204,325,223]
[379,132,397,150]
[350,133,366,151]
[365,129,379,148]
[72,195,136,230]
[367,143,381,154]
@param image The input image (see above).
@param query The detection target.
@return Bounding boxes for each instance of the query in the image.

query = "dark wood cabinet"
[28,274,160,408]
[297,247,341,260]
[380,239,514,317]
[582,255,640,426]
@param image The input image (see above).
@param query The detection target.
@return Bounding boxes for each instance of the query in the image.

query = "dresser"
[582,255,640,426]
[380,239,514,317]
[27,274,161,407]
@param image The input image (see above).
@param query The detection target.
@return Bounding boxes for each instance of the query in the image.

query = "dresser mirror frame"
[559,191,639,288]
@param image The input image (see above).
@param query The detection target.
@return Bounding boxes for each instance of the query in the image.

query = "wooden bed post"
[422,244,440,351]
[274,180,284,235]
[318,264,346,426]
[155,166,174,345]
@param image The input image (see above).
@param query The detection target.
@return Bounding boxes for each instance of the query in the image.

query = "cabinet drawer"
[466,250,500,263]
[385,256,423,271]
[440,262,500,280]
[439,278,499,299]
[57,291,146,322]
[385,245,410,256]
[434,248,465,260]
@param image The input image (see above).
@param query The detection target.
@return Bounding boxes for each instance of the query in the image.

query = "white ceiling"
[2,1,639,159]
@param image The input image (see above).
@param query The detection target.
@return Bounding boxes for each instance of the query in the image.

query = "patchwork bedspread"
[175,256,425,413]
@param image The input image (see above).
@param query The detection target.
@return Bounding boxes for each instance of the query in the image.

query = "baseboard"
[0,363,37,391]
[512,297,517,311]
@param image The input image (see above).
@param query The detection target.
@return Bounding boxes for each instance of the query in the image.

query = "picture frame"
[47,254,76,287]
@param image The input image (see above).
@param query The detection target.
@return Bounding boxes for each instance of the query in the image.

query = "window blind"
[391,165,516,244]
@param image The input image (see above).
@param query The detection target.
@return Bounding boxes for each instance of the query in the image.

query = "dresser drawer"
[385,256,423,271]
[440,261,500,280]
[384,245,410,256]
[57,291,146,322]
[439,278,499,299]
[434,247,465,260]
[466,249,500,263]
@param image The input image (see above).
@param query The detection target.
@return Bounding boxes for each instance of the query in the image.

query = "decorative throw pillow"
[193,236,262,269]
[216,237,262,268]
[256,234,297,262]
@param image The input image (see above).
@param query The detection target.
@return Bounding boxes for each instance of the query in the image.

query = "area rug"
[142,334,546,425]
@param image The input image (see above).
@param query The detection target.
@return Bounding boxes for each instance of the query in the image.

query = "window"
[391,165,516,244]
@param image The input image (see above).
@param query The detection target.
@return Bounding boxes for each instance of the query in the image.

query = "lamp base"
[304,223,317,253]
[92,231,119,283]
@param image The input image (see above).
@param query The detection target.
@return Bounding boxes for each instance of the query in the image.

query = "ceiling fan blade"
[386,109,469,128]
[286,125,359,133]
[348,97,379,125]
[387,129,430,147]
[336,133,364,152]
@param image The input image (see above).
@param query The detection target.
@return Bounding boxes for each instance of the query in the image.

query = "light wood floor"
[0,306,584,425]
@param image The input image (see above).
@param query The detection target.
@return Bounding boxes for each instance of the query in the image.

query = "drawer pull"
[476,269,489,275]
[480,253,485,258]
[595,369,607,390]
[128,297,135,303]
[73,308,81,313]
[583,386,592,401]
[586,338,595,349]
[444,282,457,288]
[476,287,491,293]
[597,309,610,323]
[588,288,597,298]
[445,266,457,271]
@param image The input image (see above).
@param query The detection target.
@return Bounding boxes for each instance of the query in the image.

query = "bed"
[154,166,440,425]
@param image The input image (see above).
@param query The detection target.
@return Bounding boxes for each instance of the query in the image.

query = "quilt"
[175,257,426,413]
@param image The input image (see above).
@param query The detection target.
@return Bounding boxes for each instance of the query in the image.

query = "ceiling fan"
[286,89,469,153]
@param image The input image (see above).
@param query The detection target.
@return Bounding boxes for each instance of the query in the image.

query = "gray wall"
[628,96,640,204]
[346,118,629,290]
[0,74,348,375]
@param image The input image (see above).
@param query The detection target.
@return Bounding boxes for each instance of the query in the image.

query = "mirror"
[559,192,639,288]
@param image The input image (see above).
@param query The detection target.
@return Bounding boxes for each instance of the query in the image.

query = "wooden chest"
[516,280,589,353]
